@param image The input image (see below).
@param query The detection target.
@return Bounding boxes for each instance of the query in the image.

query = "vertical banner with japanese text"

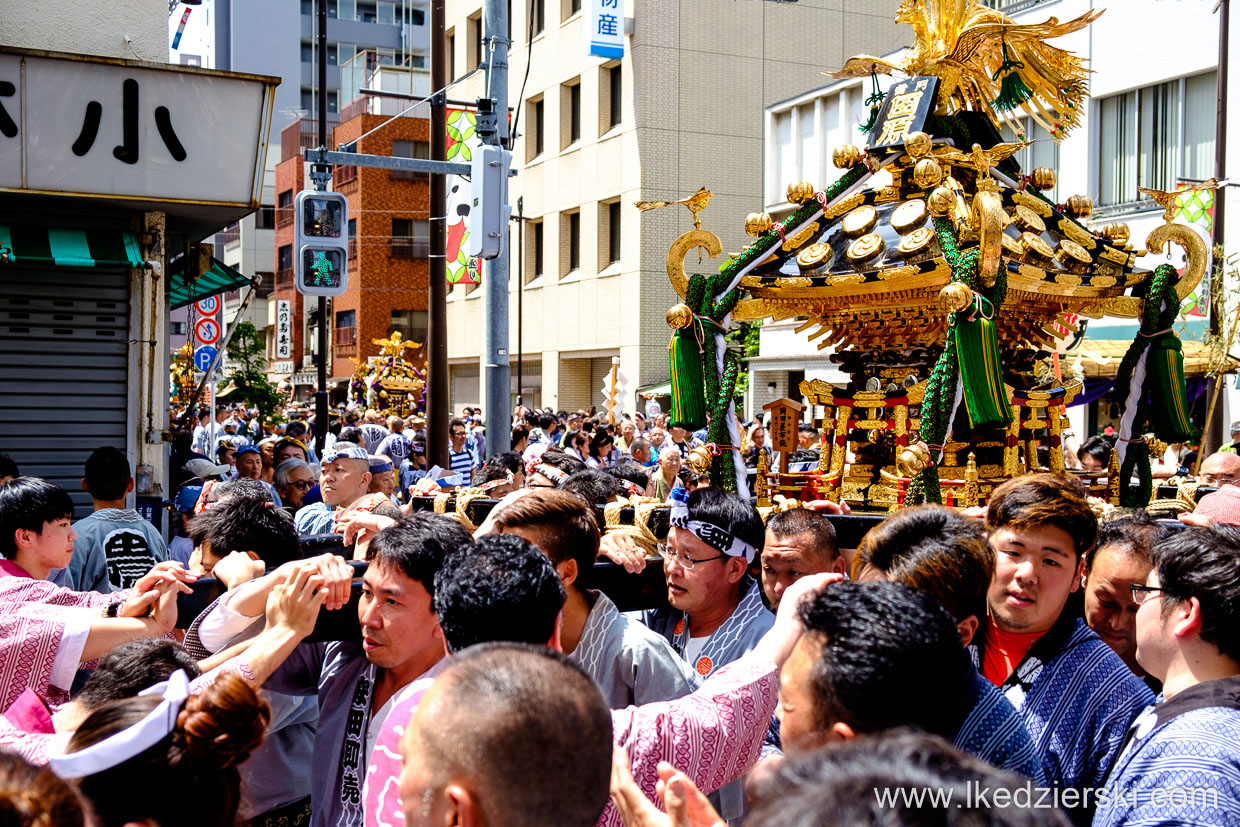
[446,108,482,286]
[276,299,292,358]
[588,0,625,59]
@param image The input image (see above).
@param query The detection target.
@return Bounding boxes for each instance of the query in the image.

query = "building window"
[410,8,425,24]
[468,14,483,70]
[561,211,580,277]
[609,65,621,129]
[526,97,544,162]
[999,119,1060,201]
[277,190,294,228]
[256,205,276,230]
[338,42,356,65]
[531,220,544,282]
[561,0,581,21]
[171,321,187,336]
[377,0,397,25]
[531,0,545,37]
[348,217,358,260]
[301,41,314,63]
[446,30,456,82]
[390,218,429,257]
[392,139,430,180]
[278,244,293,272]
[391,310,428,344]
[561,80,581,149]
[1098,72,1216,208]
[607,200,621,265]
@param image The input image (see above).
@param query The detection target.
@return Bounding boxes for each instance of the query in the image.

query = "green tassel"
[953,316,1013,429]
[861,71,885,133]
[1145,333,1194,443]
[992,41,1033,112]
[669,329,708,431]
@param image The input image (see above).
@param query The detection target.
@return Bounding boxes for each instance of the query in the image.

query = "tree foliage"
[224,321,287,431]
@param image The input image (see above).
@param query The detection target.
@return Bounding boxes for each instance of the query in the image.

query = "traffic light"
[468,144,512,260]
[294,191,349,297]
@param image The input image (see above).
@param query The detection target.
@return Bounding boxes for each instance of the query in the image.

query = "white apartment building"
[757,0,1240,433]
[442,0,906,413]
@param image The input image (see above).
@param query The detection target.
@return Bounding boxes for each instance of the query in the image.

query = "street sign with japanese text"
[276,299,292,358]
[587,0,625,59]
[294,191,349,297]
[0,49,276,206]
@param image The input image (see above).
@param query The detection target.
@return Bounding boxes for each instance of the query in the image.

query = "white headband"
[50,670,190,779]
[534,464,569,486]
[668,490,757,563]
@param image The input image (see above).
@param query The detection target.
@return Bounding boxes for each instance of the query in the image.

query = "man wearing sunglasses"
[274,459,316,514]
[1095,523,1240,826]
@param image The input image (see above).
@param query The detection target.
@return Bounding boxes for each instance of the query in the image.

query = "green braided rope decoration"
[992,39,1033,112]
[1114,263,1191,507]
[668,273,743,493]
[719,164,869,282]
[861,71,886,134]
[908,216,989,505]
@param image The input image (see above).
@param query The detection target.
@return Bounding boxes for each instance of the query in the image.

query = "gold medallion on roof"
[891,200,928,233]
[848,232,885,263]
[897,227,935,256]
[842,205,878,237]
[796,243,833,270]
[1020,232,1055,260]
[1001,233,1025,257]
[1012,205,1046,234]
[1057,239,1092,266]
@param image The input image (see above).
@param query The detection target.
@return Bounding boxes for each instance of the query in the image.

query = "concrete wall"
[1,0,168,61]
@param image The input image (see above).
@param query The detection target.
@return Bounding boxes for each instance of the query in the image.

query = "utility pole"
[427,0,450,470]
[1204,0,1231,460]
[313,0,330,456]
[516,195,524,408]
[480,0,511,458]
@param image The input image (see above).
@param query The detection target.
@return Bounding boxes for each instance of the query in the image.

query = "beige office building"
[443,0,903,414]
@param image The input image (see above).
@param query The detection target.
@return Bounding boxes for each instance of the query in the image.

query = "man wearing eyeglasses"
[1094,524,1240,827]
[973,475,1153,824]
[637,486,773,822]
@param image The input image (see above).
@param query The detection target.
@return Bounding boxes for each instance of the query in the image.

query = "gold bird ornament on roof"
[1137,178,1219,222]
[827,0,1102,142]
[635,187,715,229]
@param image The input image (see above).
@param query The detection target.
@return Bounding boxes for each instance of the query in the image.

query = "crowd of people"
[0,401,1239,826]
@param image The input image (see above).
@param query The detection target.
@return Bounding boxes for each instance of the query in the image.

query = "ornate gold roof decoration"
[828,0,1101,140]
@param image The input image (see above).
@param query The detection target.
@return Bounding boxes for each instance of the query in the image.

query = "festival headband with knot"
[667,488,757,563]
[49,670,191,779]
[533,464,569,486]
[477,471,515,493]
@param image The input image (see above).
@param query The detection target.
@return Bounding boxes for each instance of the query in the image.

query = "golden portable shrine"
[659,0,1210,512]
[348,331,427,419]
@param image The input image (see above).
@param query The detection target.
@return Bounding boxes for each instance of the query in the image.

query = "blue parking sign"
[194,346,218,371]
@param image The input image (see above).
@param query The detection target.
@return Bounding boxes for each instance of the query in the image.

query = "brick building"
[274,93,431,401]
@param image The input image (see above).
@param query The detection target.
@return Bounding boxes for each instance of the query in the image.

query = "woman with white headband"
[56,671,269,827]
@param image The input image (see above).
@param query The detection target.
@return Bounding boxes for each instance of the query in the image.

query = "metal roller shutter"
[590,356,615,414]
[0,268,130,515]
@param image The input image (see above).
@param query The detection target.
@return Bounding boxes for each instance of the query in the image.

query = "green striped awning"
[0,225,145,268]
[169,255,258,310]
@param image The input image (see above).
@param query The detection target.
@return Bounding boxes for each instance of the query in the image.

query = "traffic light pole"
[480,0,511,459]
[428,0,450,471]
[314,0,330,456]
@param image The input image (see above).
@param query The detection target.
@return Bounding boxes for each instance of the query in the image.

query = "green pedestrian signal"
[294,191,349,297]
